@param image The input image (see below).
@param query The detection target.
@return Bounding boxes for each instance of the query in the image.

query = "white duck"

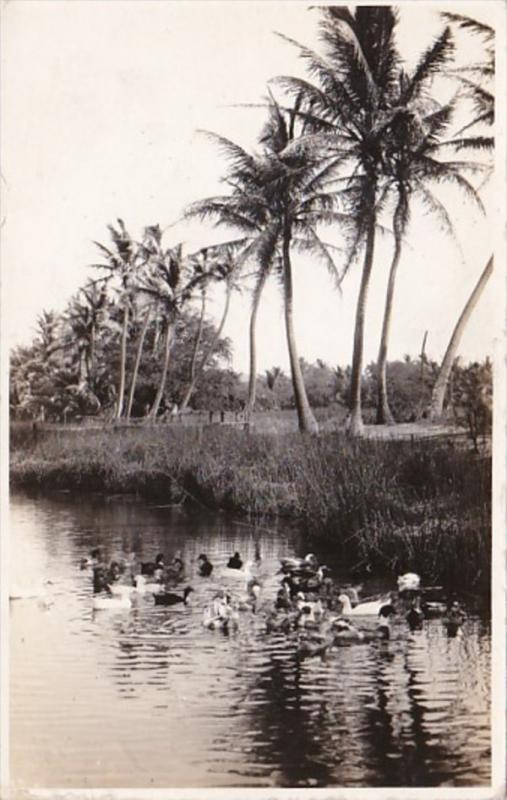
[397,572,421,592]
[93,594,132,610]
[132,574,165,594]
[338,593,391,617]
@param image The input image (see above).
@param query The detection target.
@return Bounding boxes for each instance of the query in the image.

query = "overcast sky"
[1,1,503,376]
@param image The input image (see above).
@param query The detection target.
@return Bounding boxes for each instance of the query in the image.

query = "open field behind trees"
[11,424,491,601]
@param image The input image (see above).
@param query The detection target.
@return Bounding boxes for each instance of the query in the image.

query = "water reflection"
[10,491,490,789]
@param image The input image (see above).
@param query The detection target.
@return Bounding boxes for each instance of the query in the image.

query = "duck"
[227,552,243,570]
[9,579,54,601]
[153,586,193,606]
[197,554,213,577]
[397,572,421,593]
[203,594,238,630]
[297,633,334,658]
[93,594,132,610]
[443,601,466,637]
[80,548,103,570]
[265,611,293,634]
[421,600,448,618]
[280,553,318,575]
[338,592,391,617]
[133,574,165,594]
[406,598,424,630]
[222,560,255,583]
[140,553,165,576]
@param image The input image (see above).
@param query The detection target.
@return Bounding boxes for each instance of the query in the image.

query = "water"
[9,491,491,789]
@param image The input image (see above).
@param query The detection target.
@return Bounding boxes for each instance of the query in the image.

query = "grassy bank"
[10,424,491,597]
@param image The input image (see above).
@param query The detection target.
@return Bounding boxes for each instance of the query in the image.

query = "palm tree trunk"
[246,269,269,419]
[115,304,129,419]
[180,282,233,412]
[125,306,151,419]
[147,320,175,421]
[282,224,318,434]
[376,201,405,425]
[179,289,208,412]
[349,212,376,437]
[430,255,493,420]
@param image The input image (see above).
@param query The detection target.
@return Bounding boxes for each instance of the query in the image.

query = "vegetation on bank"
[11,425,491,598]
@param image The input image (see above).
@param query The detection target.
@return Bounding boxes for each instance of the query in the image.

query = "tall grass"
[10,425,491,596]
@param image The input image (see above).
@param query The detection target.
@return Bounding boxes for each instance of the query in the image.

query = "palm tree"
[185,139,276,421]
[179,244,238,412]
[177,248,212,412]
[138,228,205,421]
[188,100,341,433]
[274,7,459,434]
[429,13,495,420]
[375,96,488,424]
[63,279,108,388]
[93,220,139,420]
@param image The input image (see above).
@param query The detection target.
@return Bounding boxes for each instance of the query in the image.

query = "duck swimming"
[93,595,132,610]
[280,553,318,575]
[153,586,193,606]
[443,601,466,637]
[338,592,391,617]
[227,552,243,570]
[197,554,213,577]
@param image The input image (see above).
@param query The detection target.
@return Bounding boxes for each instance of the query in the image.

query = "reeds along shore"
[10,425,491,600]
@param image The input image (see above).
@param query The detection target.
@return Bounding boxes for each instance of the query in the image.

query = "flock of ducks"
[82,547,467,653]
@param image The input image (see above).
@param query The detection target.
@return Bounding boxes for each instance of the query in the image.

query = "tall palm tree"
[93,219,139,420]
[375,96,488,424]
[275,6,459,434]
[185,137,277,420]
[188,100,341,433]
[429,12,495,420]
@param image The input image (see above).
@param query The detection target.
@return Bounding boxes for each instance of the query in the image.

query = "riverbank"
[10,424,491,597]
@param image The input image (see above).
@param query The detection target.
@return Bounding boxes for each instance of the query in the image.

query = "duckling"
[197,554,213,577]
[153,586,193,606]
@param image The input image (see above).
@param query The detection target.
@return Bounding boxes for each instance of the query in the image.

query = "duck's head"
[183,587,194,601]
[304,553,318,566]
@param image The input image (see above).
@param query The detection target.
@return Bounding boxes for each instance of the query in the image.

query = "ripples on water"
[9,491,491,789]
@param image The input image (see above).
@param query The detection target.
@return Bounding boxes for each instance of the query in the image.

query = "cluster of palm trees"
[11,6,494,434]
[186,6,494,434]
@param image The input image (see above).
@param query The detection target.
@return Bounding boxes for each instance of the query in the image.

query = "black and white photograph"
[1,1,505,797]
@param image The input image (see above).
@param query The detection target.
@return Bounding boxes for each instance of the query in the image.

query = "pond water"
[9,491,491,790]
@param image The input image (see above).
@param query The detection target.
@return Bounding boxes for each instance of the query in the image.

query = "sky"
[1,0,504,377]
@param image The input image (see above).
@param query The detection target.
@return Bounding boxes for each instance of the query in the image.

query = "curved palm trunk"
[430,255,493,420]
[349,213,376,437]
[180,282,232,412]
[115,304,129,420]
[126,306,152,419]
[282,225,319,434]
[246,269,269,419]
[376,202,405,425]
[147,320,175,421]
